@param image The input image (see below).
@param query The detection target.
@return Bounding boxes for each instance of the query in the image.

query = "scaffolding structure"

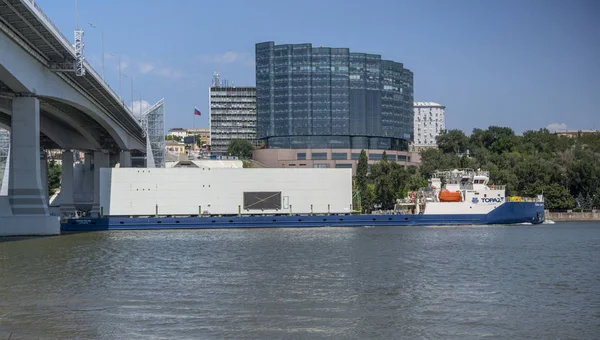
[0,128,9,194]
[140,99,166,168]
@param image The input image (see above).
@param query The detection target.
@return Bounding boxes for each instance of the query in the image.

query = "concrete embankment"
[545,210,600,222]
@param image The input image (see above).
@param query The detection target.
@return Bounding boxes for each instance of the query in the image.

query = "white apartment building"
[209,86,257,154]
[413,102,446,148]
[167,128,188,139]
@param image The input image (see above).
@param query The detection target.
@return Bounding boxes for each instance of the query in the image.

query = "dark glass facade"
[256,41,413,150]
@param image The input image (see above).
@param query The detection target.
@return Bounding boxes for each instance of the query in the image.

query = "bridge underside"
[0,95,134,236]
[0,0,153,236]
[0,79,121,151]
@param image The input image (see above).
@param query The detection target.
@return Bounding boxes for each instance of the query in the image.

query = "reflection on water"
[1,223,599,339]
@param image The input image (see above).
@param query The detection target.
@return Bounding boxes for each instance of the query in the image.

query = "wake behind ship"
[62,168,544,231]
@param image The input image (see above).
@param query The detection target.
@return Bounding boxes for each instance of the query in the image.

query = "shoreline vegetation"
[354,127,600,212]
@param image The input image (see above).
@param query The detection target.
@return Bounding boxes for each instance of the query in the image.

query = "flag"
[194,107,201,116]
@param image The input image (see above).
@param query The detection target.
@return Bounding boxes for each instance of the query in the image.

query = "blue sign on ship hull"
[61,202,545,231]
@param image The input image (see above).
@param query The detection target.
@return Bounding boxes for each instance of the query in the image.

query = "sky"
[36,0,600,135]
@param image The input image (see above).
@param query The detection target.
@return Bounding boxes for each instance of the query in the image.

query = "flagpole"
[193,106,196,157]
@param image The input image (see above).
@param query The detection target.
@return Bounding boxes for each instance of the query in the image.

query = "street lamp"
[123,73,134,111]
[108,52,122,101]
[133,89,143,117]
[75,0,79,29]
[88,23,105,80]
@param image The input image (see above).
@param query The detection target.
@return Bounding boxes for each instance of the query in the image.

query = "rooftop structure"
[554,129,599,138]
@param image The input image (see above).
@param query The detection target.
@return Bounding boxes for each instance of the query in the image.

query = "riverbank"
[546,210,600,222]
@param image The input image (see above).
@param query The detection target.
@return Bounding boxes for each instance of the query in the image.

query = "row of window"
[286,163,352,169]
[297,152,410,162]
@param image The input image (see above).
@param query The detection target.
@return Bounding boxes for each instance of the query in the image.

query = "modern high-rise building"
[413,102,446,150]
[255,41,414,150]
[253,41,418,172]
[209,85,257,154]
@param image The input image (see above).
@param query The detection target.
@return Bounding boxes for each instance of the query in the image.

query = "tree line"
[354,150,428,212]
[355,127,600,211]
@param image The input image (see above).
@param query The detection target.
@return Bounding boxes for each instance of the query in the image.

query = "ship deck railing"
[507,196,543,202]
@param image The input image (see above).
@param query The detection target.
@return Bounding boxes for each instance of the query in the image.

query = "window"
[398,155,407,161]
[351,153,361,160]
[297,152,306,160]
[314,163,328,168]
[332,152,348,160]
[312,152,327,160]
[369,153,382,161]
[335,163,353,168]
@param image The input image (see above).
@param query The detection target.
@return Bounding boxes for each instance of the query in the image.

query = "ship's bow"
[485,201,545,225]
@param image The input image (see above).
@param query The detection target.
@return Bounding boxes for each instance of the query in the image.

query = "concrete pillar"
[109,153,119,168]
[8,97,48,215]
[119,150,131,168]
[0,144,9,196]
[60,150,76,216]
[40,152,48,204]
[81,152,94,203]
[91,151,109,217]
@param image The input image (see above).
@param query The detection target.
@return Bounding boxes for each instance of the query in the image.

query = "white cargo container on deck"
[99,168,352,216]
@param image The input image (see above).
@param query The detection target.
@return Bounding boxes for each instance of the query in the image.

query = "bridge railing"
[82,58,139,121]
[22,0,140,124]
[25,0,73,57]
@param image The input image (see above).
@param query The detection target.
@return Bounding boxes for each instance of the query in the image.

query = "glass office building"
[256,41,413,150]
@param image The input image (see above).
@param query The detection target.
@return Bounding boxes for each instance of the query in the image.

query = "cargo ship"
[62,168,544,231]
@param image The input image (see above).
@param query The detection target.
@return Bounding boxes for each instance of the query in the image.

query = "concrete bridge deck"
[0,0,148,235]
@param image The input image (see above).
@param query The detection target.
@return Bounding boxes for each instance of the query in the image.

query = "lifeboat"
[439,189,461,202]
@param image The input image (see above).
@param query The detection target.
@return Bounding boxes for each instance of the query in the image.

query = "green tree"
[195,135,206,149]
[529,183,575,210]
[419,126,600,210]
[165,135,183,142]
[437,129,470,154]
[361,183,376,213]
[371,157,395,210]
[356,150,368,208]
[419,149,460,178]
[48,160,61,196]
[227,139,255,159]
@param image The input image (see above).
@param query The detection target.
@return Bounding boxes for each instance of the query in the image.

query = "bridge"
[0,0,148,235]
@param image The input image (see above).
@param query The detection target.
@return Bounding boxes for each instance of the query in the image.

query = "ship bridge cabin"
[428,169,506,204]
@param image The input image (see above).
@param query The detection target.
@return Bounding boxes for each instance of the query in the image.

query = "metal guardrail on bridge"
[21,0,140,124]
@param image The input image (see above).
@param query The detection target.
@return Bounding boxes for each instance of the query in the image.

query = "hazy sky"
[37,0,600,134]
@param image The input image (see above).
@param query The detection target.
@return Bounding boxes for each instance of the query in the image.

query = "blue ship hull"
[61,202,545,231]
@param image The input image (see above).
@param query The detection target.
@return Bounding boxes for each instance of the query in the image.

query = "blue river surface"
[1,222,599,339]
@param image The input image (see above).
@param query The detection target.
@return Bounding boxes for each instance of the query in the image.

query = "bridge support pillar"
[40,151,49,204]
[60,150,76,216]
[0,97,59,235]
[91,151,109,217]
[119,150,131,168]
[109,153,119,168]
[83,152,94,201]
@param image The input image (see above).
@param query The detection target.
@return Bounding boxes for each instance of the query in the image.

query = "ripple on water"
[0,223,599,339]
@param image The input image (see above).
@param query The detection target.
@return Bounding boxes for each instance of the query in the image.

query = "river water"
[1,222,599,339]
